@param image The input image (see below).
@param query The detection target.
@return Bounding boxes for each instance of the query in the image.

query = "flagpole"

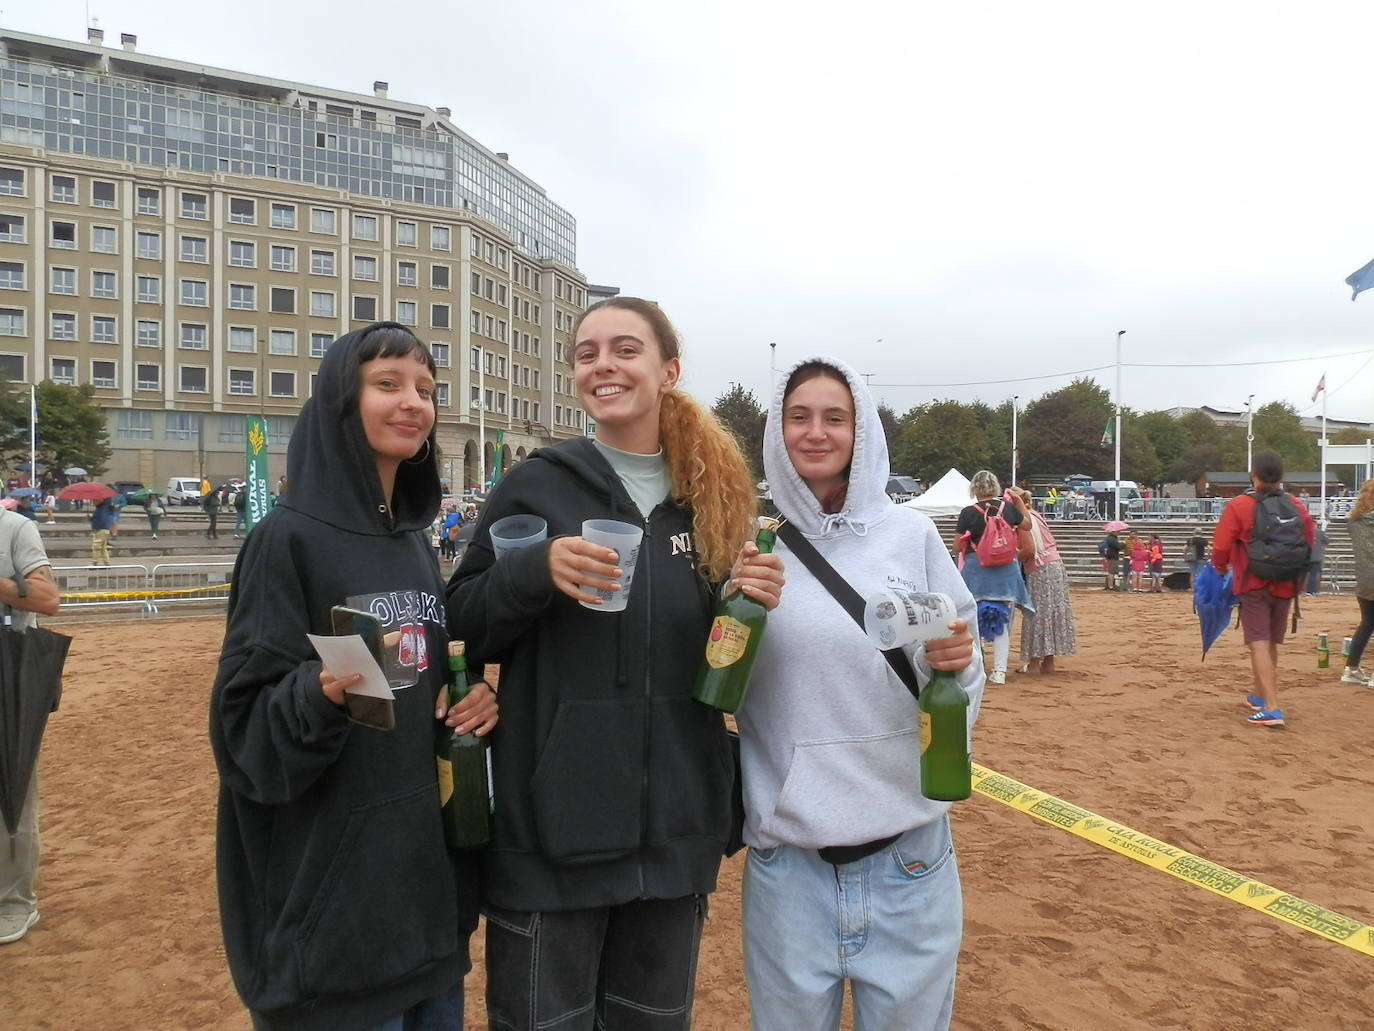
[29,383,36,488]
[1114,330,1125,521]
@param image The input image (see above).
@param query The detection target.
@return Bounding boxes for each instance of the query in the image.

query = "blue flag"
[1345,257,1374,300]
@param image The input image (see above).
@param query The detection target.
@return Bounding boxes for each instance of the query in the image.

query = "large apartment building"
[0,27,593,489]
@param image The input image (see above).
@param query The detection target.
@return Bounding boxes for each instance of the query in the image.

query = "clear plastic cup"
[490,514,548,558]
[579,519,643,612]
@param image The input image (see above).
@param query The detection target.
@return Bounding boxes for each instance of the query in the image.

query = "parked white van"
[167,476,203,506]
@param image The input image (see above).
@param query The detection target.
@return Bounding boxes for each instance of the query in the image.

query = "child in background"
[1130,535,1148,592]
[1147,534,1165,592]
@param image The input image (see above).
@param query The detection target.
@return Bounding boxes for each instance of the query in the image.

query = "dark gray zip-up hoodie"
[446,437,732,911]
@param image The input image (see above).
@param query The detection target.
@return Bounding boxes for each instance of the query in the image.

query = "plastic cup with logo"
[863,590,959,650]
[579,519,643,612]
[490,514,548,558]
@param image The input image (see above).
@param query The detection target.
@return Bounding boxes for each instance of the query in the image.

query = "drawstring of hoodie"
[819,511,868,537]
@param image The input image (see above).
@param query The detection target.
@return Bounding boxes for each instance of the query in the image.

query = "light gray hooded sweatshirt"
[737,356,985,850]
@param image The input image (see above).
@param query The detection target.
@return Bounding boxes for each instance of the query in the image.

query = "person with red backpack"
[957,469,1034,684]
[1211,451,1316,727]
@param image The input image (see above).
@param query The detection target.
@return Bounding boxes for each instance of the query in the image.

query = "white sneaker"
[988,669,1006,685]
[0,910,38,944]
[1340,667,1371,685]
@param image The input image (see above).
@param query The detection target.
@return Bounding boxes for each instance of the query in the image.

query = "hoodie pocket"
[759,730,921,845]
[529,699,644,861]
[645,697,733,845]
[295,784,458,997]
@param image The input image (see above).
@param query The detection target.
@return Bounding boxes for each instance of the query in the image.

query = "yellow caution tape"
[972,763,1374,958]
[59,582,232,602]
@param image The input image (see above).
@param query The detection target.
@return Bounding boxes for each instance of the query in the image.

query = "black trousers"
[1348,597,1374,667]
[484,895,707,1030]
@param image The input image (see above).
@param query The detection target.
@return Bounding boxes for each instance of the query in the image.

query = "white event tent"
[901,468,971,517]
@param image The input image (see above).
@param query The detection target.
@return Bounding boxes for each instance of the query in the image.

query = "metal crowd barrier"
[1034,497,1227,522]
[55,562,234,616]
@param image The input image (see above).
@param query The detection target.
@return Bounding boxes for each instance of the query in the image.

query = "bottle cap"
[448,641,466,658]
[758,516,781,533]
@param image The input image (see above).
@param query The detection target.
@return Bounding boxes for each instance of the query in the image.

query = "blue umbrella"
[1193,564,1238,659]
[7,487,41,498]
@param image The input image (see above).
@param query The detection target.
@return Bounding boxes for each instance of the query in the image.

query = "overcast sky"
[20,1,1374,426]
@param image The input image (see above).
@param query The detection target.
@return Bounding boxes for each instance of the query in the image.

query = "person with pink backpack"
[956,470,1035,683]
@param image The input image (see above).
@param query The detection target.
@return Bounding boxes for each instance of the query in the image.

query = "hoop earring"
[403,438,431,465]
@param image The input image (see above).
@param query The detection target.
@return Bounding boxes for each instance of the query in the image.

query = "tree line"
[711,377,1353,489]
[1,376,112,478]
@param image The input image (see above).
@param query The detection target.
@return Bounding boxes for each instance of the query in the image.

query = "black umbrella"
[0,615,71,849]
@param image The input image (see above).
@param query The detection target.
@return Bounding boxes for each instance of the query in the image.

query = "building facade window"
[50,313,76,340]
[181,192,208,219]
[431,225,450,251]
[395,221,417,247]
[431,342,450,367]
[179,366,208,393]
[91,180,117,209]
[395,300,417,325]
[310,249,336,276]
[137,275,161,304]
[136,231,161,260]
[229,240,256,267]
[50,221,76,249]
[270,287,295,314]
[269,329,296,355]
[91,315,116,344]
[136,187,160,215]
[0,261,21,290]
[50,267,76,295]
[180,235,208,263]
[165,411,198,439]
[310,332,332,357]
[180,279,208,307]
[353,295,377,321]
[310,291,336,318]
[270,370,296,397]
[0,308,23,336]
[0,214,24,243]
[310,208,337,235]
[0,168,23,196]
[270,203,297,230]
[230,284,256,310]
[431,264,450,290]
[50,357,76,384]
[229,197,255,224]
[92,270,118,299]
[352,214,378,241]
[117,409,154,438]
[136,319,161,347]
[180,323,208,349]
[136,363,160,391]
[270,245,296,272]
[397,261,417,287]
[91,360,116,387]
[228,368,256,395]
[50,175,76,204]
[431,304,450,329]
[228,326,256,352]
[91,225,117,253]
[353,255,377,281]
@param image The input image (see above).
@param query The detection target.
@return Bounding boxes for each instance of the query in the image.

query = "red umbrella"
[57,482,116,502]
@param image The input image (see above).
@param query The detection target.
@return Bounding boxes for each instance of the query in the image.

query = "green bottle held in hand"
[436,641,492,849]
[692,516,781,714]
[919,669,971,801]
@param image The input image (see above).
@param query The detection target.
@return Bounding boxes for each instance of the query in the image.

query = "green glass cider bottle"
[692,517,781,714]
[436,641,492,849]
[919,669,971,801]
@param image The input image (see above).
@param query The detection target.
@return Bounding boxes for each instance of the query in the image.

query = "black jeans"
[1349,597,1374,667]
[484,895,707,1030]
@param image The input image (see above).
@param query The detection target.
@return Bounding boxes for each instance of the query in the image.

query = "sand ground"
[4,590,1372,1030]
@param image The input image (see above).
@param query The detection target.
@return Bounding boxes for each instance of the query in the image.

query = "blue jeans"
[742,818,961,1031]
[364,982,463,1031]
[484,895,706,1030]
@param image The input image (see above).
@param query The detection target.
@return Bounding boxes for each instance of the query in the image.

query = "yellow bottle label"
[705,615,751,668]
[919,711,932,754]
[436,756,454,806]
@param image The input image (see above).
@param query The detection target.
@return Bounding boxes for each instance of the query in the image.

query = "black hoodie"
[447,438,733,911]
[209,326,478,1031]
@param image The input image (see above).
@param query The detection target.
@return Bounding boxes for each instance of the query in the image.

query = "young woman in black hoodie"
[210,324,497,1030]
[448,297,784,1029]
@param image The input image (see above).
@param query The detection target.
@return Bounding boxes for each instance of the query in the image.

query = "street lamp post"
[1011,395,1019,488]
[1245,394,1255,473]
[769,341,777,397]
[1114,330,1125,521]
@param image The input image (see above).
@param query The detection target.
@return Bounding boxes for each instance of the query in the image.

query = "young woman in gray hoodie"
[735,357,983,1031]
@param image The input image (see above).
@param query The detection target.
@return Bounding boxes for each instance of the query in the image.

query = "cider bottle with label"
[692,517,781,713]
[919,669,971,801]
[436,641,492,849]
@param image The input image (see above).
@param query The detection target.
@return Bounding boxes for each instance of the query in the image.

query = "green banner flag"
[245,414,271,532]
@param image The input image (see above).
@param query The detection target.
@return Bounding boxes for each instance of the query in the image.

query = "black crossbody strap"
[776,521,921,700]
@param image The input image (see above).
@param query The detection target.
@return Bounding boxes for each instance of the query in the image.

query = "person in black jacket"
[210,323,498,1031]
[448,297,784,1030]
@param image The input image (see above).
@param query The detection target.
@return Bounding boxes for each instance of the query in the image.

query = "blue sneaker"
[1246,708,1284,726]
[1245,693,1265,710]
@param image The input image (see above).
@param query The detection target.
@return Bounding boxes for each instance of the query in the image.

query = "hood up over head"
[763,354,894,537]
[277,323,440,534]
